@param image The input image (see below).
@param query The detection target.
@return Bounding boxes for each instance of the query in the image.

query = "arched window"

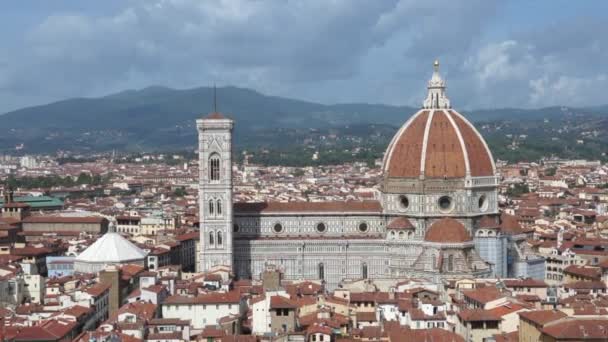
[431,255,436,269]
[448,255,454,271]
[209,200,215,216]
[318,263,325,281]
[209,153,221,181]
[216,199,222,216]
[209,231,214,246]
[362,262,368,279]
[217,231,223,246]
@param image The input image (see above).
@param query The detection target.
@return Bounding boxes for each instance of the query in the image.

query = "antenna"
[213,83,217,113]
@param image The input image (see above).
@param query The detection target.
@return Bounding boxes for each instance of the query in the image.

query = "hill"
[0,86,607,162]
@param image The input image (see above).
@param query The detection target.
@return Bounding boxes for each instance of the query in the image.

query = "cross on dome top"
[423,59,451,109]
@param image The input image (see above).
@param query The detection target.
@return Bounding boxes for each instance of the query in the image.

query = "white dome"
[75,232,147,264]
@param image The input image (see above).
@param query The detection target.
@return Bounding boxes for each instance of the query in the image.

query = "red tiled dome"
[424,218,472,243]
[478,215,499,229]
[383,109,495,179]
[387,217,414,230]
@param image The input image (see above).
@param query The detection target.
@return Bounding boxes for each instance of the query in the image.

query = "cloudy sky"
[0,0,606,113]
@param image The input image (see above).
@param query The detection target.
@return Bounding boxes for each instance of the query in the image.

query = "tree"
[506,183,530,197]
[174,187,187,197]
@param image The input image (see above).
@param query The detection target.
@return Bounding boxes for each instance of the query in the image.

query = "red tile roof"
[462,286,505,304]
[270,296,298,309]
[542,318,608,339]
[22,216,106,224]
[387,217,414,230]
[518,310,568,326]
[234,200,382,214]
[425,218,471,243]
[163,290,241,305]
[457,308,502,322]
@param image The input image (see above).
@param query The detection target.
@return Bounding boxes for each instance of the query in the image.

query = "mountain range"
[0,86,606,155]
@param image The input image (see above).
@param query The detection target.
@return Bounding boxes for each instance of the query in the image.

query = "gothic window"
[216,199,222,216]
[362,262,368,279]
[448,255,454,271]
[209,231,215,246]
[318,263,325,280]
[217,231,223,246]
[431,254,436,269]
[209,200,215,216]
[209,153,221,181]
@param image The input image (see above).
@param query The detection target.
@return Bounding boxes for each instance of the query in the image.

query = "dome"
[387,217,414,230]
[74,232,147,273]
[424,217,472,243]
[382,61,495,179]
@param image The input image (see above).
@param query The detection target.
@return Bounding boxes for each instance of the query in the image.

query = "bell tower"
[197,108,234,272]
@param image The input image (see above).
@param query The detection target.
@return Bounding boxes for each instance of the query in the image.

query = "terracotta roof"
[503,278,548,288]
[563,265,602,280]
[22,216,107,224]
[462,286,505,304]
[62,305,91,319]
[2,202,30,208]
[457,308,502,322]
[383,109,494,179]
[493,331,518,342]
[270,296,297,309]
[163,291,241,305]
[499,212,525,235]
[356,311,377,322]
[383,110,428,178]
[424,218,471,243]
[564,280,606,290]
[84,283,110,297]
[147,332,182,340]
[6,319,78,341]
[234,200,382,214]
[542,318,608,339]
[478,215,499,228]
[385,323,464,342]
[487,303,526,317]
[518,310,568,326]
[387,217,414,230]
[307,324,333,335]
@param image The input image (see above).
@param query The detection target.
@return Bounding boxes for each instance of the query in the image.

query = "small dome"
[478,215,499,229]
[76,232,147,264]
[425,218,472,243]
[387,217,414,230]
[499,212,524,235]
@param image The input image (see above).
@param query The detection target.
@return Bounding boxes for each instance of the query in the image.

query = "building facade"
[198,61,544,289]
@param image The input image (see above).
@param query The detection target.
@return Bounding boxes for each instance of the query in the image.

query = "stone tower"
[197,111,234,272]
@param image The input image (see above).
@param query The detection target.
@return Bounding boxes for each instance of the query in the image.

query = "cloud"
[0,1,605,112]
[462,17,608,108]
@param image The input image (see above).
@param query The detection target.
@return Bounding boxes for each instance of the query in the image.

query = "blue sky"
[0,0,606,113]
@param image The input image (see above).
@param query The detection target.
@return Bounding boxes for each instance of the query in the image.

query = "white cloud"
[0,1,606,112]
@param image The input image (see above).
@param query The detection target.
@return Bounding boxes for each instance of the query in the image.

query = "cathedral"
[197,61,544,289]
